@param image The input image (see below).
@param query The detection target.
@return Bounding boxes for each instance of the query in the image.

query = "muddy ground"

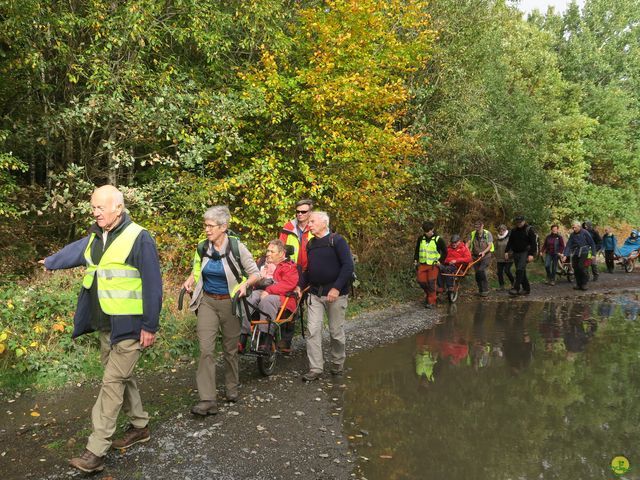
[2,269,639,480]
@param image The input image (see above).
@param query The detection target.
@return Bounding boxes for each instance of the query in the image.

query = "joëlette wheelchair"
[439,256,483,303]
[234,286,308,376]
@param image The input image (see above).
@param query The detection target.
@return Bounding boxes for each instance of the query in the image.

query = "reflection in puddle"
[344,295,640,480]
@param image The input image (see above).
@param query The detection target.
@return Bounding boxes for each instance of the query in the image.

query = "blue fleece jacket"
[44,214,162,345]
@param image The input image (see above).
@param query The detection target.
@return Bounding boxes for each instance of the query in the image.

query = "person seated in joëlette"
[242,239,299,352]
[439,234,472,290]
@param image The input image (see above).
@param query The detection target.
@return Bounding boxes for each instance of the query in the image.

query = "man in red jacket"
[279,199,314,270]
[440,235,472,290]
[244,239,299,351]
[278,199,313,350]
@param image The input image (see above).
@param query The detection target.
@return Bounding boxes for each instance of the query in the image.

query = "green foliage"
[0,131,28,218]
[537,0,640,224]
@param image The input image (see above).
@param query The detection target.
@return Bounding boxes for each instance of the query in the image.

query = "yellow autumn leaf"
[0,343,5,354]
[30,341,38,348]
[31,411,40,417]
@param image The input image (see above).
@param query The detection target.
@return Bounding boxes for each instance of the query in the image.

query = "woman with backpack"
[182,205,260,416]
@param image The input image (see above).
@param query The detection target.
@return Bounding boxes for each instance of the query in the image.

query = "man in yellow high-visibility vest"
[466,220,494,297]
[40,185,162,473]
[413,221,447,308]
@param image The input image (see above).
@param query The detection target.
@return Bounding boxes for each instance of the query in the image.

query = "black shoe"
[573,286,581,290]
[518,290,530,296]
[580,286,588,291]
[508,289,519,296]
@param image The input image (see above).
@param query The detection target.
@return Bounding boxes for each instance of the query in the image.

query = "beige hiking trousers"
[86,332,149,456]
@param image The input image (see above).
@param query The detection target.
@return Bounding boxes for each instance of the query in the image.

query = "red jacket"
[279,220,312,270]
[265,259,300,312]
[445,243,472,265]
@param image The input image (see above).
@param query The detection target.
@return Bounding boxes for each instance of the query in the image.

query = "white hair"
[204,205,231,225]
[311,211,330,229]
[572,220,581,227]
[113,190,124,209]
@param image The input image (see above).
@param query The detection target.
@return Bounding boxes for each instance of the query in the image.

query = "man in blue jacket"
[562,221,596,291]
[296,211,354,382]
[40,185,162,473]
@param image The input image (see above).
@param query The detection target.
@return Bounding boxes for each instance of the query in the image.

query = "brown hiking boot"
[191,400,218,416]
[112,425,150,450]
[69,449,105,473]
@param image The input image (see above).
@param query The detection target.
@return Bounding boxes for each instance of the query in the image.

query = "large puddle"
[343,295,640,480]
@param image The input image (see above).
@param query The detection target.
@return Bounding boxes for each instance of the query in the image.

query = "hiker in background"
[505,215,538,296]
[562,220,596,291]
[540,224,565,286]
[602,227,618,274]
[466,220,494,297]
[493,224,514,290]
[414,221,447,309]
[582,221,602,281]
[277,199,314,350]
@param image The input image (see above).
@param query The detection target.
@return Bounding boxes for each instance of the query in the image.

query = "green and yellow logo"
[611,455,630,476]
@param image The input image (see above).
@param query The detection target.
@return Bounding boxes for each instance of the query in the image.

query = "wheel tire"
[257,349,277,376]
[448,289,459,303]
[625,261,634,273]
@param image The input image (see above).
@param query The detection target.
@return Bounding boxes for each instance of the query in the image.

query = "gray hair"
[268,239,286,253]
[311,211,330,229]
[571,220,581,227]
[204,205,231,226]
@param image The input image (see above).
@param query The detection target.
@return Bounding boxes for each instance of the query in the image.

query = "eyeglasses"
[296,209,310,215]
[204,223,223,230]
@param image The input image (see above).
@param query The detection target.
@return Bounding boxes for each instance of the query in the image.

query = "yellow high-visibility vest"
[418,235,441,265]
[82,223,144,315]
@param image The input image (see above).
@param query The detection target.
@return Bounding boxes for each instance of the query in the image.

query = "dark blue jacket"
[44,214,162,345]
[300,232,354,296]
[563,228,596,257]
